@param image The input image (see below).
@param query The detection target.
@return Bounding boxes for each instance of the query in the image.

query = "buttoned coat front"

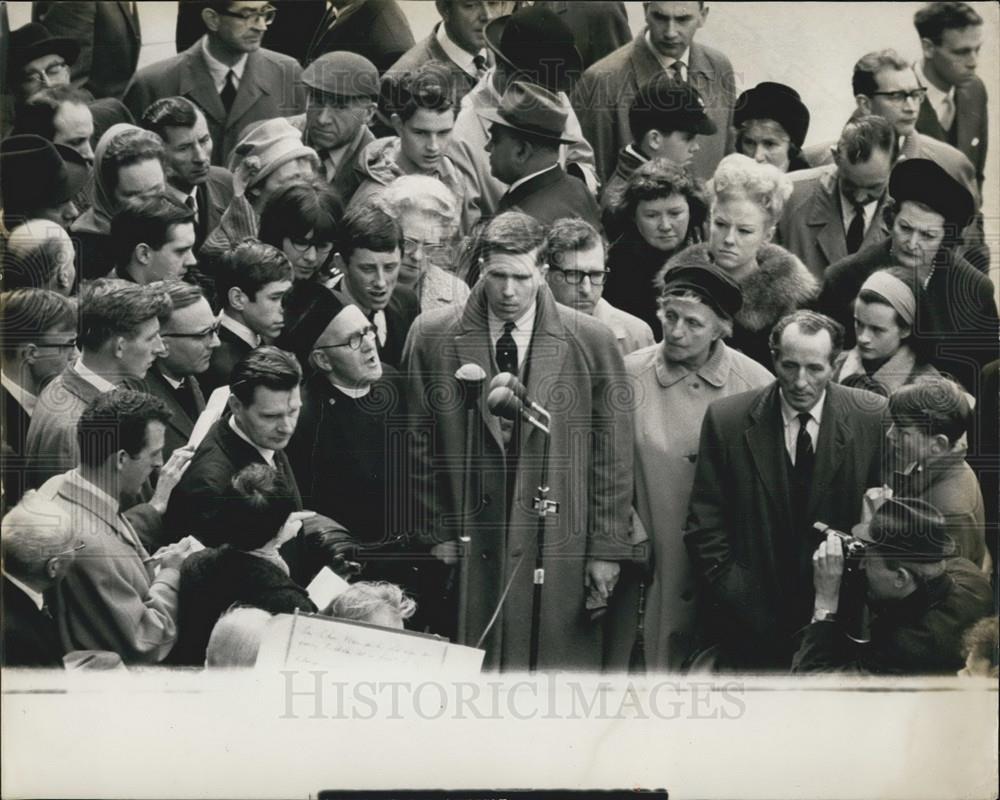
[915,76,988,190]
[404,282,634,671]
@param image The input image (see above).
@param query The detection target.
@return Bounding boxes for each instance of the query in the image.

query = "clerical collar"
[331,382,371,399]
[436,22,484,78]
[229,416,275,466]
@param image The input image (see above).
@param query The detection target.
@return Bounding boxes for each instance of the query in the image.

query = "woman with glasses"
[259,181,342,284]
[624,264,772,672]
[603,159,708,341]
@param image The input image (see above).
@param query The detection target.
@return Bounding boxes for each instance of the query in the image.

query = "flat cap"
[302,51,380,99]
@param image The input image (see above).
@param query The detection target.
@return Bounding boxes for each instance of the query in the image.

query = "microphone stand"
[528,405,556,672]
[455,367,485,645]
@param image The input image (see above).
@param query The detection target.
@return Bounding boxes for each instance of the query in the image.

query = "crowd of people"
[0,1,997,678]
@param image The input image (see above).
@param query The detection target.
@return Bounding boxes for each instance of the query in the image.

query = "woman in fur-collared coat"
[660,155,818,368]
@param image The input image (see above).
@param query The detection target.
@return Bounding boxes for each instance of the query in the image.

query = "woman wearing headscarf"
[613,263,772,672]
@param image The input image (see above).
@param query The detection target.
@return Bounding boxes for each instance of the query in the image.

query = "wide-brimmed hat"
[479,81,573,144]
[302,51,379,99]
[7,22,79,82]
[484,6,581,94]
[888,158,975,230]
[228,118,320,196]
[0,135,88,218]
[851,497,955,560]
[733,82,811,149]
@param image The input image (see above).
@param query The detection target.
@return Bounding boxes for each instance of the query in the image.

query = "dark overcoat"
[916,77,988,190]
[404,281,634,671]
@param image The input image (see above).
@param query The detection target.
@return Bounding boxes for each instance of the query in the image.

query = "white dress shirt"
[779,390,826,465]
[229,416,275,466]
[436,22,485,78]
[201,35,248,94]
[220,311,261,348]
[915,61,956,131]
[488,301,536,372]
[73,359,117,393]
[0,369,38,416]
[839,190,879,239]
[645,33,689,82]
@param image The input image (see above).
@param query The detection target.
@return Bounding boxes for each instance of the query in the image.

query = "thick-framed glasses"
[288,237,335,256]
[549,267,610,286]
[161,323,222,341]
[315,325,377,351]
[22,60,69,85]
[35,337,78,351]
[870,88,927,104]
[402,236,456,263]
[216,5,277,25]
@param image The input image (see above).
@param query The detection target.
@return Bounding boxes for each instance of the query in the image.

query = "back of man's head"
[224,463,298,550]
[215,240,293,309]
[76,388,171,470]
[110,194,196,270]
[140,95,201,140]
[78,280,172,353]
[11,85,92,141]
[1,219,76,293]
[889,377,971,448]
[0,288,76,361]
[1,492,75,585]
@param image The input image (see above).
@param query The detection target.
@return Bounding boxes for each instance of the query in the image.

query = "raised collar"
[228,415,274,466]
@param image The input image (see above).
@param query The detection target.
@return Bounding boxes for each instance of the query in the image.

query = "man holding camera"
[794,498,993,675]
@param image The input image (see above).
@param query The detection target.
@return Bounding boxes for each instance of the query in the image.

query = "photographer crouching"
[793,498,994,675]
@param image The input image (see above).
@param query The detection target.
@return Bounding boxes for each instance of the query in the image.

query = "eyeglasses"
[315,325,378,351]
[35,337,78,351]
[216,5,277,25]
[402,236,456,263]
[870,88,927,104]
[56,542,87,557]
[22,60,69,86]
[161,323,222,341]
[288,237,335,256]
[548,267,610,286]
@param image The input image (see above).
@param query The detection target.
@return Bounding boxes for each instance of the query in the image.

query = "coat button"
[481,552,489,560]
[691,382,700,389]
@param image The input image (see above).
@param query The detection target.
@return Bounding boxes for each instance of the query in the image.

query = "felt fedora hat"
[479,81,574,144]
[484,5,581,94]
[7,22,79,81]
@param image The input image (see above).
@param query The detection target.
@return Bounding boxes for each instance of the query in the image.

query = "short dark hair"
[613,157,709,235]
[889,378,971,445]
[384,64,455,123]
[0,289,77,358]
[542,217,606,269]
[856,288,911,333]
[340,202,401,262]
[160,279,206,314]
[11,85,93,141]
[140,96,203,140]
[769,310,845,364]
[78,280,173,351]
[229,346,302,406]
[224,464,298,550]
[852,49,912,98]
[100,128,164,197]
[258,182,342,254]
[215,239,293,306]
[914,2,983,44]
[110,194,196,268]
[480,211,546,267]
[77,389,172,469]
[836,115,898,165]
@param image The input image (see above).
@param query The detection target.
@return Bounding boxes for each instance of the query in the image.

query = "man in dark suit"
[1,495,82,667]
[913,2,988,190]
[383,0,490,114]
[777,116,896,280]
[140,96,235,255]
[329,203,418,369]
[32,0,141,100]
[0,289,78,507]
[123,1,306,167]
[142,282,220,461]
[305,0,415,75]
[684,311,888,670]
[484,81,601,231]
[202,240,293,393]
[571,1,736,183]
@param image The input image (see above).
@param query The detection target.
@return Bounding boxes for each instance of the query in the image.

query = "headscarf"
[70,123,145,235]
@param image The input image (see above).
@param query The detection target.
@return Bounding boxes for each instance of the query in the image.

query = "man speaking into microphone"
[403,211,634,671]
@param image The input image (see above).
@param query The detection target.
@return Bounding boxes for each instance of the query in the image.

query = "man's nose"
[153,334,167,356]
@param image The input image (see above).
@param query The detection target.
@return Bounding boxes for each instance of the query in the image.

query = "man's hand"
[585,559,620,602]
[150,540,194,572]
[149,446,196,514]
[431,541,461,566]
[812,532,844,612]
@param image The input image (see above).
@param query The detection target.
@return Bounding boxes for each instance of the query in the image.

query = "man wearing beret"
[572,1,736,184]
[600,74,717,215]
[124,1,306,168]
[287,51,380,206]
[818,158,997,393]
[793,498,993,674]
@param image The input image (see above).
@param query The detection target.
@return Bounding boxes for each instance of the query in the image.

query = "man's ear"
[201,6,221,33]
[229,286,247,312]
[919,37,936,62]
[309,349,329,373]
[113,334,126,360]
[19,342,38,365]
[115,448,129,471]
[227,393,243,418]
[134,243,151,266]
[855,94,873,115]
[642,129,661,156]
[929,433,951,455]
[390,112,404,138]
[45,555,62,580]
[362,101,376,126]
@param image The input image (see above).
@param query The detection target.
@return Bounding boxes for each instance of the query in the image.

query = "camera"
[814,523,871,643]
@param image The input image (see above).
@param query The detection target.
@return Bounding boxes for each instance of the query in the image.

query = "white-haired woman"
[668,153,818,367]
[329,581,416,630]
[370,174,470,312]
[612,264,773,671]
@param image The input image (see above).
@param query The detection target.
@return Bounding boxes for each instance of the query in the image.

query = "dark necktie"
[172,378,199,422]
[795,412,814,481]
[845,202,866,254]
[669,60,685,84]
[496,321,518,374]
[220,70,238,113]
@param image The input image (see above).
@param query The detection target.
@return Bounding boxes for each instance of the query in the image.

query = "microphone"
[490,372,550,423]
[455,363,487,410]
[487,386,550,435]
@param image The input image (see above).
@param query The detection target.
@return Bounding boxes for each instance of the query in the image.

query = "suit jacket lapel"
[228,51,266,126]
[145,369,196,441]
[116,0,139,41]
[745,385,793,530]
[629,32,663,93]
[806,387,849,520]
[917,97,946,140]
[180,44,226,124]
[808,172,846,266]
[519,290,568,450]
